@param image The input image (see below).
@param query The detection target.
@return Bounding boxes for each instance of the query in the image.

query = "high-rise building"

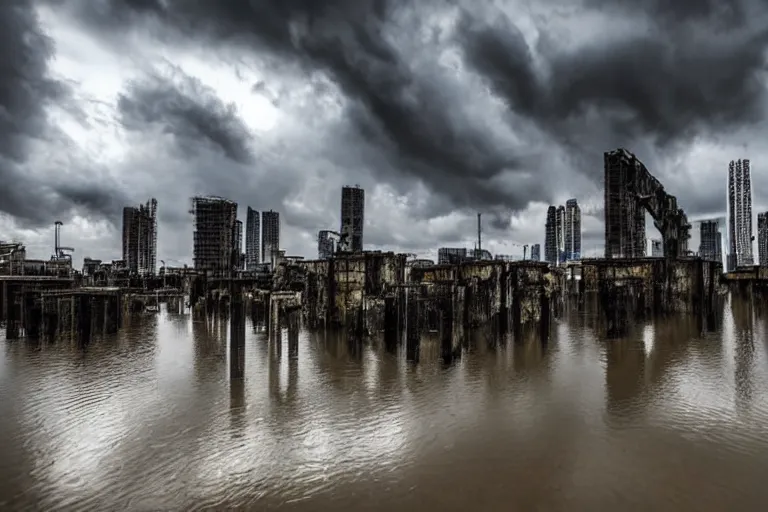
[122,198,157,276]
[728,159,754,269]
[318,230,335,259]
[650,238,663,257]
[340,186,365,252]
[699,219,723,263]
[233,220,243,270]
[565,199,581,260]
[758,212,768,266]
[191,196,237,275]
[604,149,647,258]
[530,243,541,261]
[245,207,260,269]
[556,205,566,263]
[261,210,280,263]
[438,247,467,264]
[544,206,557,264]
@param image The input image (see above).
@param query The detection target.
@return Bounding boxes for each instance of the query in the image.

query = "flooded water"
[1,294,768,511]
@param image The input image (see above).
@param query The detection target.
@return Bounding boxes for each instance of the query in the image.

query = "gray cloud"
[9,0,768,260]
[0,1,127,229]
[118,68,255,165]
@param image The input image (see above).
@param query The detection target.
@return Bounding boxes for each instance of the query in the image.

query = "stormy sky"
[2,0,768,265]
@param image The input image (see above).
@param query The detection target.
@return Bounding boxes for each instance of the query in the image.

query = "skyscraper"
[318,230,335,259]
[728,159,754,269]
[122,198,157,275]
[604,149,647,258]
[699,219,723,263]
[544,206,557,264]
[261,210,280,263]
[530,243,541,261]
[556,205,566,263]
[565,198,582,260]
[341,186,365,252]
[758,212,768,266]
[245,207,260,269]
[191,196,237,275]
[233,220,243,270]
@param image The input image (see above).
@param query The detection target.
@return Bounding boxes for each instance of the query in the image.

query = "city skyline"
[4,1,768,268]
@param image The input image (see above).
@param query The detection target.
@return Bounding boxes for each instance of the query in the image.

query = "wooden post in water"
[383,296,398,352]
[439,295,455,363]
[229,287,246,380]
[406,289,420,362]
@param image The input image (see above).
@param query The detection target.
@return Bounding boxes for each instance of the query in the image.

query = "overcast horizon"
[2,0,768,267]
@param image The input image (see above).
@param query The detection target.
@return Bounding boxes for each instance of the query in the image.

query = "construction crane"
[53,221,74,260]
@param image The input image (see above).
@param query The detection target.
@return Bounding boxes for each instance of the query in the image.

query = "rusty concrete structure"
[191,196,238,276]
[580,257,724,337]
[605,149,691,259]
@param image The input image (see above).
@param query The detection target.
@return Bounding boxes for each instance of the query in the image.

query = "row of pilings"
[1,278,187,344]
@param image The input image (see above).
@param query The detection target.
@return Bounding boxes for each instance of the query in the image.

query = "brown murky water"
[1,294,768,511]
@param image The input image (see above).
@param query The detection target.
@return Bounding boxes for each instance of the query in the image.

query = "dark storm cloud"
[458,1,768,149]
[48,0,553,213]
[0,1,127,228]
[117,71,255,165]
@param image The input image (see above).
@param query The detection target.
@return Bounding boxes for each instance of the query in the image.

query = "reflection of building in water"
[604,336,646,418]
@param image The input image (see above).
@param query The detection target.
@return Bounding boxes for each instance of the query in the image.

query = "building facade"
[234,220,243,270]
[565,199,581,260]
[122,198,157,276]
[191,196,237,275]
[261,210,280,264]
[728,159,754,269]
[340,186,365,252]
[699,219,723,263]
[531,243,541,261]
[245,207,260,269]
[758,212,768,266]
[545,206,557,264]
[318,230,335,259]
[604,149,647,258]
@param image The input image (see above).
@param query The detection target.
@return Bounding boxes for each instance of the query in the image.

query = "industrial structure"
[190,196,238,276]
[604,148,690,259]
[727,159,754,269]
[556,205,565,262]
[531,243,541,261]
[699,219,723,263]
[438,247,468,265]
[122,198,157,276]
[340,186,365,253]
[245,207,260,269]
[317,230,335,259]
[261,210,280,265]
[758,212,768,266]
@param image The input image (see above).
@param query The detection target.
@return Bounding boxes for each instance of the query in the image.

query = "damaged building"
[191,196,238,276]
[122,198,158,276]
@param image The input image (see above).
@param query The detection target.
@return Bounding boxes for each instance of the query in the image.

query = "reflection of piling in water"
[405,288,420,362]
[287,309,300,359]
